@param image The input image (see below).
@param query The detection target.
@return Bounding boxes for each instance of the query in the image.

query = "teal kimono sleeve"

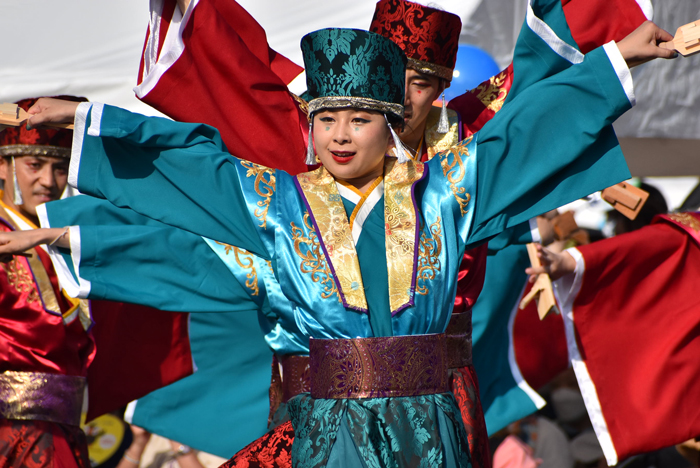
[465,45,632,247]
[487,220,537,254]
[38,196,255,313]
[69,103,271,259]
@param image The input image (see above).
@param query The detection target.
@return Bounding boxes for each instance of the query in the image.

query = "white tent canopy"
[1,0,698,174]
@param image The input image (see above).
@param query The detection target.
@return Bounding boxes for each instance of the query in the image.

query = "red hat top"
[0,96,87,158]
[370,0,462,82]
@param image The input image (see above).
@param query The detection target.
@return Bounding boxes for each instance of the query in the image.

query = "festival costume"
[553,212,700,466]
[0,100,199,467]
[36,19,637,466]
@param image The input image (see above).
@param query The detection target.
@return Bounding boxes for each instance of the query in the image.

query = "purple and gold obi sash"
[273,312,473,404]
[0,371,85,426]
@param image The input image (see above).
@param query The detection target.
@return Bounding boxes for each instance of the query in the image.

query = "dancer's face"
[0,155,68,223]
[313,109,393,193]
[401,69,444,139]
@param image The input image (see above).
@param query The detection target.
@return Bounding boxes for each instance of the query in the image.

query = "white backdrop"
[1,0,698,140]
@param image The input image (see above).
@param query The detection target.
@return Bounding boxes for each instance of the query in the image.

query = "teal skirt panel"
[288,393,472,468]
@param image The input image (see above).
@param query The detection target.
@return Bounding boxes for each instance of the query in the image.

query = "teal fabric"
[341,195,394,337]
[130,310,273,458]
[288,393,471,468]
[472,245,539,435]
[486,222,532,254]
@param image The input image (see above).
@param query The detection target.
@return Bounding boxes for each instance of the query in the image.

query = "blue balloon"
[444,44,501,101]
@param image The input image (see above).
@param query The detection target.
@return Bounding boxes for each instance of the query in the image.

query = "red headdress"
[370,0,462,82]
[0,96,87,158]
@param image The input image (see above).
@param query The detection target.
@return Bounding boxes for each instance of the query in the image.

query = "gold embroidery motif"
[241,161,276,229]
[668,213,700,232]
[291,213,340,302]
[425,107,460,161]
[474,70,509,113]
[439,139,472,217]
[2,257,39,303]
[215,242,260,296]
[296,168,365,308]
[416,217,442,295]
[383,159,425,311]
[290,92,310,119]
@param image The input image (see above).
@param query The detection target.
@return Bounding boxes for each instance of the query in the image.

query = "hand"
[0,230,50,262]
[26,98,80,130]
[617,21,677,68]
[525,243,576,282]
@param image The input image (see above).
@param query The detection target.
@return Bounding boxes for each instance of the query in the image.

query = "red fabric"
[561,0,648,54]
[369,0,461,72]
[0,219,94,377]
[0,420,91,468]
[573,216,700,460]
[85,301,193,421]
[512,282,569,390]
[137,0,308,175]
[0,97,87,152]
[222,420,294,468]
[454,245,488,314]
[452,366,491,468]
[448,65,514,140]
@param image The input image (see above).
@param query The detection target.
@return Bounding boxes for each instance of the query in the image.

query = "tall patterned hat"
[0,96,86,158]
[370,0,462,82]
[301,28,407,120]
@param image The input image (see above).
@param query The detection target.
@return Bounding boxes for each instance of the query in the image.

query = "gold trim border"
[0,145,71,158]
[407,58,453,82]
[308,96,404,120]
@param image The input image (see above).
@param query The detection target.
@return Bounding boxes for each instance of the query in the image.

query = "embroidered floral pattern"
[425,107,460,161]
[668,212,700,232]
[383,159,425,312]
[301,28,405,110]
[288,393,472,468]
[241,161,276,229]
[416,217,442,295]
[222,420,294,468]
[1,257,39,304]
[474,69,510,112]
[215,242,260,296]
[296,168,365,309]
[369,0,461,80]
[291,213,340,302]
[439,139,472,217]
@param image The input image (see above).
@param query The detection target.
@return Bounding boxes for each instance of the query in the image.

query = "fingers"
[25,98,78,130]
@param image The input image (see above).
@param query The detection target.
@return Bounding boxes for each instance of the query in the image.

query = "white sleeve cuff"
[36,202,92,299]
[69,102,92,188]
[603,41,636,107]
[528,218,541,244]
[552,247,584,314]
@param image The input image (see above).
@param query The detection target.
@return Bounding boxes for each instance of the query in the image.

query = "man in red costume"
[0,97,195,468]
[0,97,94,468]
[528,212,700,465]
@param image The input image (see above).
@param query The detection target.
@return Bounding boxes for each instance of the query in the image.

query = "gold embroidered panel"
[291,212,341,303]
[474,69,510,113]
[296,167,366,309]
[384,159,425,312]
[425,107,460,161]
[438,138,472,217]
[416,217,442,295]
[215,242,260,296]
[241,161,276,229]
[2,257,40,304]
[668,212,700,232]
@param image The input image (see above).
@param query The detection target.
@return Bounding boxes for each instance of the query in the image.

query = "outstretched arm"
[0,227,70,262]
[524,243,576,282]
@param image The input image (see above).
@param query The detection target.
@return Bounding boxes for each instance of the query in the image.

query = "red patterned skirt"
[0,419,91,468]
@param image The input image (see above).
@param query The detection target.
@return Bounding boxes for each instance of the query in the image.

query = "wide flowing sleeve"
[69,102,277,259]
[135,0,308,174]
[464,44,633,247]
[38,196,258,313]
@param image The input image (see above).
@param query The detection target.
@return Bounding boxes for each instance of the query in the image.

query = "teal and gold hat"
[301,28,407,121]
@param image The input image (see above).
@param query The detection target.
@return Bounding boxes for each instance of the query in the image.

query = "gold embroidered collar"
[296,159,425,314]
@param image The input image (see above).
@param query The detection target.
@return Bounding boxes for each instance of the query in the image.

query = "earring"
[385,115,411,164]
[12,158,23,205]
[437,91,449,133]
[305,120,316,165]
